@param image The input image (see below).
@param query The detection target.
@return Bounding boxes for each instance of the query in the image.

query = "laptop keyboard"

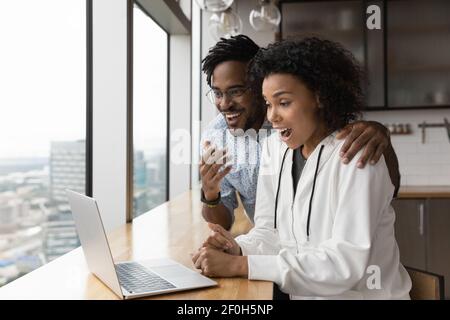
[115,262,176,294]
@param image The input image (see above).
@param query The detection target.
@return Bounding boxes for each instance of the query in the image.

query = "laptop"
[66,190,217,299]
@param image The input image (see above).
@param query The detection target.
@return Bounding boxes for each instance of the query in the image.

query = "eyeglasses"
[206,87,250,104]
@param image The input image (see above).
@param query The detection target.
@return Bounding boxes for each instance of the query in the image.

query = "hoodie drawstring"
[274,147,290,229]
[274,144,325,241]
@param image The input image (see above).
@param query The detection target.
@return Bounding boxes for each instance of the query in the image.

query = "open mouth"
[224,111,243,126]
[279,128,293,141]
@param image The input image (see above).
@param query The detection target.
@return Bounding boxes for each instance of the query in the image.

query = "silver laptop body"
[66,190,217,299]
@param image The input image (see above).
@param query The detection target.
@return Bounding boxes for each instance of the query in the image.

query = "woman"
[191,38,411,299]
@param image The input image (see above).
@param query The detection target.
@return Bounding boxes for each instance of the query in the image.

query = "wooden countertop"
[0,188,272,300]
[397,186,450,199]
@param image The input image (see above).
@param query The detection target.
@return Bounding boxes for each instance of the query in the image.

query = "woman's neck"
[302,123,331,159]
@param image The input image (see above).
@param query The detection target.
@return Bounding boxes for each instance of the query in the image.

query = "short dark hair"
[249,37,364,131]
[202,35,260,87]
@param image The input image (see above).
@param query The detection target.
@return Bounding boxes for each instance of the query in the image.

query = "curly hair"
[202,35,260,87]
[248,37,364,131]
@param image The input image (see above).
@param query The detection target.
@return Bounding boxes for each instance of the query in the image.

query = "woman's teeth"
[279,128,293,140]
[280,128,292,136]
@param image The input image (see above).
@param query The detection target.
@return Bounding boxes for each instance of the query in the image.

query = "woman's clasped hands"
[191,223,248,278]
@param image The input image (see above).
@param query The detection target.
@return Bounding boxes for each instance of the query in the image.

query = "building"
[49,141,85,204]
[134,150,148,189]
[46,141,85,261]
[43,204,80,262]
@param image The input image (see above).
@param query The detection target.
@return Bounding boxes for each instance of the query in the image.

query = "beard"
[243,102,266,131]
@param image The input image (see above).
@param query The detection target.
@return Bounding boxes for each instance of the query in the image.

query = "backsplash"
[364,109,450,186]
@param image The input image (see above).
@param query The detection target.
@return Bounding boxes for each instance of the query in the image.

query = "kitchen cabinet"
[427,199,450,300]
[387,0,450,108]
[392,199,426,270]
[392,198,450,299]
[279,0,450,110]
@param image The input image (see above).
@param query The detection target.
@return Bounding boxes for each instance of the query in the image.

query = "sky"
[133,6,168,155]
[0,1,167,159]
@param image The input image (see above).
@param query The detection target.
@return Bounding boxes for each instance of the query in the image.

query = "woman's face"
[262,73,324,150]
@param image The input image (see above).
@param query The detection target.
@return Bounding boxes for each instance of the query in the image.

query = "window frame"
[129,1,170,219]
[88,0,192,225]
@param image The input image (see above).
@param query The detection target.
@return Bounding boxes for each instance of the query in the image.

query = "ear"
[315,94,322,109]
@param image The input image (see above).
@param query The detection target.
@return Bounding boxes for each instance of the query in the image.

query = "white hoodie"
[235,132,412,299]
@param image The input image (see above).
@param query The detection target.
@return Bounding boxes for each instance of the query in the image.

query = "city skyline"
[0,137,166,162]
[0,140,167,286]
[0,0,170,287]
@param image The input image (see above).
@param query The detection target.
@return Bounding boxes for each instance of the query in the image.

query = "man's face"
[211,61,257,131]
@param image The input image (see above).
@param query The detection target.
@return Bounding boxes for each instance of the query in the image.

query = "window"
[133,5,168,217]
[0,0,86,286]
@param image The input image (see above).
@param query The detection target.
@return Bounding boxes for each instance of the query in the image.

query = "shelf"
[389,25,450,35]
[363,105,450,111]
[389,65,450,73]
[284,29,363,40]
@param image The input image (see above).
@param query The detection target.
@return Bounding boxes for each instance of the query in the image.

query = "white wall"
[200,9,218,133]
[179,0,191,20]
[194,0,276,187]
[169,35,192,199]
[191,2,202,186]
[232,0,277,48]
[92,0,129,231]
[200,0,276,133]
[364,110,450,186]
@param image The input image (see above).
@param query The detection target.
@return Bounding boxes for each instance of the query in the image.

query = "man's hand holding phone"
[200,140,232,201]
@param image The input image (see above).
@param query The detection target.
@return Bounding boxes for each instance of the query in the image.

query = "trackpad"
[149,263,216,288]
[151,264,196,278]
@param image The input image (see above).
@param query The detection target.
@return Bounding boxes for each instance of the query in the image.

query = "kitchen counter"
[397,186,450,199]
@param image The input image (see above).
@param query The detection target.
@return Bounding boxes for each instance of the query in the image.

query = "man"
[200,35,400,231]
